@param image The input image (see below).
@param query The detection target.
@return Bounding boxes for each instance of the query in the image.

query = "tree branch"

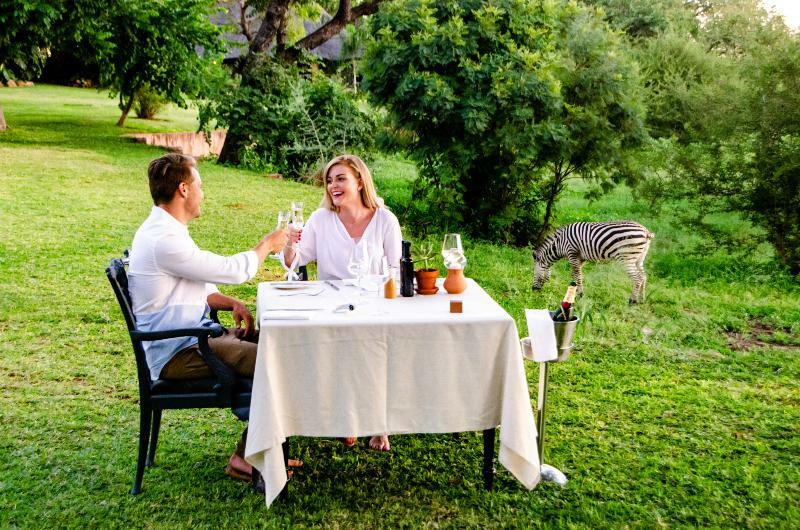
[278,0,385,61]
[238,0,253,43]
[236,0,291,74]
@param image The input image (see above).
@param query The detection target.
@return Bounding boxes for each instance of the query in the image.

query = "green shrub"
[133,84,167,119]
[201,59,376,180]
[362,0,645,244]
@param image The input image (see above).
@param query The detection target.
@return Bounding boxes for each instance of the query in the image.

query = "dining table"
[245,277,541,507]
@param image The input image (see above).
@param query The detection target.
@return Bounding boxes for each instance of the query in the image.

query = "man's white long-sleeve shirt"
[128,206,258,380]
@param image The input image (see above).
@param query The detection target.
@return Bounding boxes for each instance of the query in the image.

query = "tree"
[634,1,800,275]
[0,0,63,130]
[216,0,387,164]
[200,57,376,179]
[581,0,698,40]
[362,0,645,243]
[95,0,225,126]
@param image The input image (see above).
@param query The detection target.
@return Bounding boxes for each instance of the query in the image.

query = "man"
[128,153,287,482]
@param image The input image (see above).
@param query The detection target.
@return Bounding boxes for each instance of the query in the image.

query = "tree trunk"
[536,162,568,246]
[0,104,7,131]
[217,132,242,165]
[235,0,292,75]
[117,93,134,127]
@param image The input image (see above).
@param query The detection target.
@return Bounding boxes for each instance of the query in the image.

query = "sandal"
[341,437,357,447]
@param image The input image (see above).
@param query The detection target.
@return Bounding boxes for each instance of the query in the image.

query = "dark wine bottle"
[553,281,577,322]
[400,240,415,297]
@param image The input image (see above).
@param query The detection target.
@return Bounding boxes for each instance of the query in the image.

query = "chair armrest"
[133,323,238,394]
[130,323,225,342]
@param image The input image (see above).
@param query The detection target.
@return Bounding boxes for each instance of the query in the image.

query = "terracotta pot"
[443,268,467,294]
[415,268,439,294]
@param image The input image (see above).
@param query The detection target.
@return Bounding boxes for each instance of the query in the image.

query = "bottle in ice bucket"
[553,281,578,322]
[400,240,415,297]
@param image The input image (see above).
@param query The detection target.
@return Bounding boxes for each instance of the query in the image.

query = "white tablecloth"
[246,278,540,506]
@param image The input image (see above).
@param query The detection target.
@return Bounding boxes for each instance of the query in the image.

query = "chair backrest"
[106,257,154,391]
[107,258,136,330]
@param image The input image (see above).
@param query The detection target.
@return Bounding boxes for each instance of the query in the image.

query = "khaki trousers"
[161,328,258,457]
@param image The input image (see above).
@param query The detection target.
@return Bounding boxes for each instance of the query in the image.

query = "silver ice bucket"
[550,313,579,362]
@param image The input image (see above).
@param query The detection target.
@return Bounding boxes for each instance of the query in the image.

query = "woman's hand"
[287,225,302,249]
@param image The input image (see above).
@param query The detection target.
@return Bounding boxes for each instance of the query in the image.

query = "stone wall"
[125,130,227,158]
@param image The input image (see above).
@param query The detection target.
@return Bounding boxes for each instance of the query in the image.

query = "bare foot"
[228,453,252,476]
[288,458,303,468]
[225,453,253,481]
[342,437,357,447]
[369,434,390,451]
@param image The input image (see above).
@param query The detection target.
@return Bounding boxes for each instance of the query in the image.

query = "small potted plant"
[413,242,440,294]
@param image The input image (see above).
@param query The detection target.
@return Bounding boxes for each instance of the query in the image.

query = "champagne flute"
[271,210,291,264]
[276,210,290,231]
[289,201,305,248]
[290,201,304,229]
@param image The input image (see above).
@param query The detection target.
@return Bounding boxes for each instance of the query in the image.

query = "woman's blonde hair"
[318,154,384,211]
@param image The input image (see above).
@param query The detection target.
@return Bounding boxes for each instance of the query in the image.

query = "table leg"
[279,439,289,501]
[482,428,496,491]
[252,467,261,494]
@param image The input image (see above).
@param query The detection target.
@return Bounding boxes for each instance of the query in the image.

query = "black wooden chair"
[106,256,253,494]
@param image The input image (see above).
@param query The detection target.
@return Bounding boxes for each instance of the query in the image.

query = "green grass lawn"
[1,85,799,528]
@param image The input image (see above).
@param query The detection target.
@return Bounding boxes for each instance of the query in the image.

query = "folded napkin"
[261,310,318,321]
[524,309,558,362]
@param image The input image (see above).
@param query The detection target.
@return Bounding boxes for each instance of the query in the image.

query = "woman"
[282,154,402,451]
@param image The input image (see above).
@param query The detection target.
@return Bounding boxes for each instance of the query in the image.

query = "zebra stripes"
[532,221,655,303]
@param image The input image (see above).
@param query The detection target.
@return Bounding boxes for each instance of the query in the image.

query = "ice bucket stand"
[522,315,579,487]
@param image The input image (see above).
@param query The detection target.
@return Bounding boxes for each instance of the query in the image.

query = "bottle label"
[564,285,577,304]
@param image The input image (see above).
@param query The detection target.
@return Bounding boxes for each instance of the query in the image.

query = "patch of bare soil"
[726,320,800,351]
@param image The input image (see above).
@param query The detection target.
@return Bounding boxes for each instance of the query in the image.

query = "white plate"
[269,282,314,291]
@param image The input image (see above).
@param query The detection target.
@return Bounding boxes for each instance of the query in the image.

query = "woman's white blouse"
[286,207,403,280]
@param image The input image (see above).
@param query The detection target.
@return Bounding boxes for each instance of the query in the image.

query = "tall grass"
[1,85,798,528]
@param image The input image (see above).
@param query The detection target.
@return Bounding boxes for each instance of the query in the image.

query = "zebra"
[532,221,655,303]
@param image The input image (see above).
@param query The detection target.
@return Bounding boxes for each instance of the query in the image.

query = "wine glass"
[347,241,371,302]
[442,233,466,269]
[364,254,390,296]
[288,202,304,254]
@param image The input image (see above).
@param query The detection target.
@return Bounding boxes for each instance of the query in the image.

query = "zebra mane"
[533,228,562,263]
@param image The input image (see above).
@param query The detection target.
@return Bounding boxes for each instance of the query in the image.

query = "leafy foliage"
[133,84,167,119]
[201,59,376,180]
[362,0,645,244]
[95,0,225,125]
[0,0,224,126]
[629,1,800,276]
[0,0,61,82]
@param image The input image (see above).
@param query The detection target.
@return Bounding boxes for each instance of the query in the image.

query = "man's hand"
[231,301,255,339]
[263,228,289,254]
